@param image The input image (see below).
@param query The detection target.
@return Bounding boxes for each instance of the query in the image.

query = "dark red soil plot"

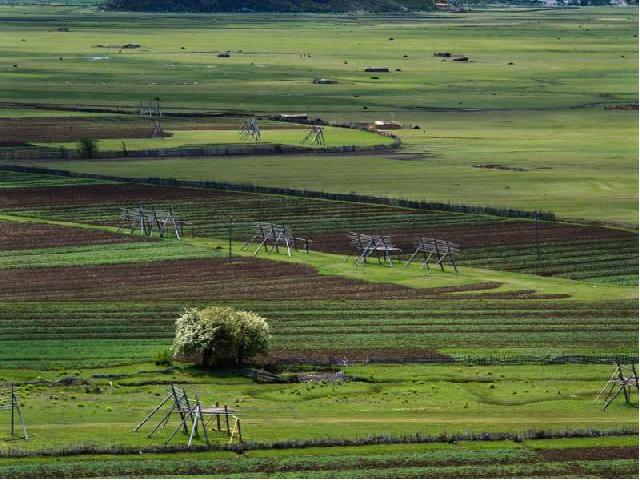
[0,257,507,301]
[267,348,453,364]
[0,184,228,209]
[0,118,164,144]
[307,222,635,253]
[0,221,138,250]
[539,446,639,462]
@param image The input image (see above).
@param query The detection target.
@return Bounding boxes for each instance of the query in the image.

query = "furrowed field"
[0,4,637,479]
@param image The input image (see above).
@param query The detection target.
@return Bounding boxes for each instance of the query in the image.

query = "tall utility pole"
[10,385,14,436]
[228,216,234,264]
[535,210,540,261]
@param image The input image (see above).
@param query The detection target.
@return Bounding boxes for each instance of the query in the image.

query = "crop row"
[0,241,211,270]
[0,440,637,478]
[459,239,638,281]
[0,300,635,367]
[0,170,109,189]
[0,449,635,478]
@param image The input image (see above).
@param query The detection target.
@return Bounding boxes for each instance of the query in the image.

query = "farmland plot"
[0,168,112,188]
[0,299,636,368]
[0,439,637,478]
[0,180,636,284]
[0,115,305,145]
[0,220,142,250]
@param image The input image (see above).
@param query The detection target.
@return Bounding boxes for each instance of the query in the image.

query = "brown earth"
[0,221,139,250]
[0,118,167,144]
[306,222,636,253]
[0,256,510,301]
[266,348,453,364]
[0,184,230,209]
[539,446,639,462]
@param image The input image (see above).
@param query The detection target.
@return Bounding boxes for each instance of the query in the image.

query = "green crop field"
[0,3,637,478]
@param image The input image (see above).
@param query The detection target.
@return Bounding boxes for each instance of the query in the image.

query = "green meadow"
[0,6,637,224]
[0,363,636,453]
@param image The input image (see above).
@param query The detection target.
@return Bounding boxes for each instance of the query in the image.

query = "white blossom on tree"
[171,306,270,367]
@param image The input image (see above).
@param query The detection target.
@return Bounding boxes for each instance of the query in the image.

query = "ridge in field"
[104,0,436,13]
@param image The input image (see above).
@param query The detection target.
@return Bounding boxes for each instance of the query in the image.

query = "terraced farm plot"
[0,168,111,188]
[0,441,637,478]
[0,299,636,368]
[0,256,525,302]
[36,126,392,151]
[1,181,636,284]
[0,220,141,250]
[0,240,215,269]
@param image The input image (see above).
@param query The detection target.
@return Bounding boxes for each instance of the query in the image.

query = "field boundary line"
[0,426,636,458]
[0,164,555,221]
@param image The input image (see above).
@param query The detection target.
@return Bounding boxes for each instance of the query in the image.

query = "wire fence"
[265,352,639,367]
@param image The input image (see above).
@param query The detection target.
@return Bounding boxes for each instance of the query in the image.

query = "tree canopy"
[172,306,270,367]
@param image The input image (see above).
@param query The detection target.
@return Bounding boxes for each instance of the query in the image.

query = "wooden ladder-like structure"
[593,361,639,410]
[0,385,28,440]
[133,384,243,448]
[404,237,460,272]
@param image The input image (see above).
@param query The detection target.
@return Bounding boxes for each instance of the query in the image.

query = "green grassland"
[35,126,392,150]
[0,6,636,224]
[0,364,636,456]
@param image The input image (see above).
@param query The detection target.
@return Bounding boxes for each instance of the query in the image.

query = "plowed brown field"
[0,220,138,250]
[0,256,516,301]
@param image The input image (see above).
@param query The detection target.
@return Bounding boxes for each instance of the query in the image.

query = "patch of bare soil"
[0,257,506,301]
[539,446,639,462]
[0,221,138,250]
[305,221,636,253]
[266,348,453,364]
[0,184,230,209]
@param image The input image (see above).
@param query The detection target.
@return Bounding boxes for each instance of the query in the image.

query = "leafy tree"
[76,136,98,158]
[171,306,270,367]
